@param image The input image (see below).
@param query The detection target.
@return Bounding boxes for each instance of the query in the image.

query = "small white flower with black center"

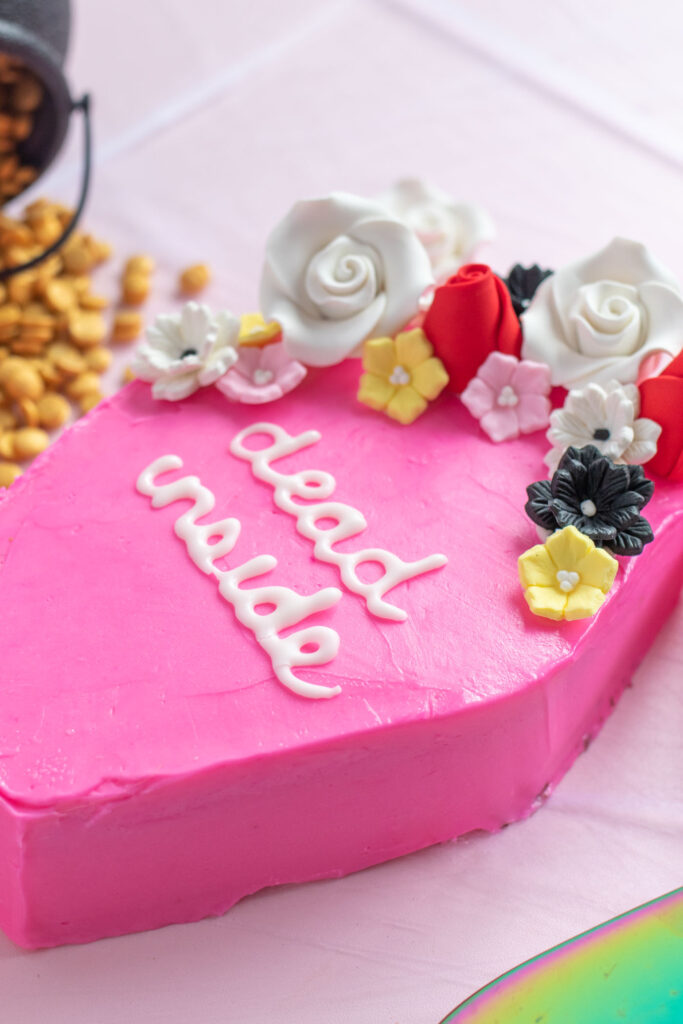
[545,379,661,474]
[556,569,580,593]
[497,384,519,407]
[389,365,411,387]
[132,302,240,401]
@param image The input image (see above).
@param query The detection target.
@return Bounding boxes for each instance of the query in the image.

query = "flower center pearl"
[389,365,411,387]
[556,569,580,593]
[180,347,198,359]
[593,427,610,441]
[580,499,597,517]
[497,385,519,407]
[253,369,274,386]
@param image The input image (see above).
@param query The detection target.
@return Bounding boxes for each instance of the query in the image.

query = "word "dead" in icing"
[137,455,342,700]
[230,422,448,622]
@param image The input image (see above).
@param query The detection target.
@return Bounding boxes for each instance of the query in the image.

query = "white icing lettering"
[137,456,342,700]
[137,455,241,575]
[229,422,448,622]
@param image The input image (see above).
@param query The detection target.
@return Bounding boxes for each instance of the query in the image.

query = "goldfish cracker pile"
[0,199,117,487]
[0,203,113,482]
[0,199,213,489]
[0,55,45,201]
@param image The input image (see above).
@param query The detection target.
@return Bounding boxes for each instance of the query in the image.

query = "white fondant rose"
[260,193,434,367]
[521,238,683,388]
[133,302,239,401]
[379,177,495,277]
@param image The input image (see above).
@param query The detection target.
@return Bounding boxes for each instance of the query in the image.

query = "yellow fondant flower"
[239,312,282,348]
[358,328,449,425]
[518,525,618,621]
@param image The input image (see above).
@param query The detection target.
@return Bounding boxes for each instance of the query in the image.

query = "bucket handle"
[0,92,92,280]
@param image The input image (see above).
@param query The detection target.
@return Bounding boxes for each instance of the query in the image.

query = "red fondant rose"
[640,350,683,480]
[422,264,522,393]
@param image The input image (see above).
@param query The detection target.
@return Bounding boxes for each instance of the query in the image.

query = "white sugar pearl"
[253,369,274,386]
[556,569,580,593]
[389,365,411,387]
[497,385,519,407]
[580,499,597,517]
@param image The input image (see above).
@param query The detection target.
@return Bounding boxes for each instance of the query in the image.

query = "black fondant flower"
[525,445,654,556]
[504,264,553,317]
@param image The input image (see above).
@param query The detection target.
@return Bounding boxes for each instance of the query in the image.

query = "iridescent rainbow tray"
[441,889,683,1023]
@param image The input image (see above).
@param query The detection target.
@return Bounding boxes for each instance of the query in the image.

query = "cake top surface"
[1,353,680,807]
[2,187,683,810]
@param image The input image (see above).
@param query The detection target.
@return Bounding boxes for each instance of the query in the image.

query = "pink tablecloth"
[1,2,681,1021]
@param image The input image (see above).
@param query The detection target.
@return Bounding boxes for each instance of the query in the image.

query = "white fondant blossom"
[133,302,239,401]
[522,238,683,388]
[259,193,434,367]
[545,380,661,473]
[379,177,495,277]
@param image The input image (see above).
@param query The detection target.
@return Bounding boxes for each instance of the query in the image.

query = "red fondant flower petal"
[640,373,683,479]
[422,263,522,394]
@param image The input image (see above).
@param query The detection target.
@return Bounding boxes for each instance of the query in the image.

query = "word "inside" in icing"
[230,422,448,622]
[137,455,343,700]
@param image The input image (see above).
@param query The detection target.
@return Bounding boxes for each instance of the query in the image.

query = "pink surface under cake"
[1,361,682,948]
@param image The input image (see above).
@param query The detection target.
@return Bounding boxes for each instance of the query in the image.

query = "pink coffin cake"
[1,191,682,948]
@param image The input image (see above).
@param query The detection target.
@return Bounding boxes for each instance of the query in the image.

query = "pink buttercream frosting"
[0,360,681,948]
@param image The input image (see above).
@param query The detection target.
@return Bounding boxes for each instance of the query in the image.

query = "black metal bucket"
[0,0,92,277]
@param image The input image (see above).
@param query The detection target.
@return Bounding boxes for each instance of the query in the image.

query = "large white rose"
[521,238,683,389]
[259,193,434,367]
[379,177,495,278]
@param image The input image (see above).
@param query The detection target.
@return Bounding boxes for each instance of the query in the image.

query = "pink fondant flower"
[216,341,307,404]
[460,351,551,442]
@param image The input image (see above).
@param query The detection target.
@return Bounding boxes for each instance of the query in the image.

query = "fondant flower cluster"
[126,189,683,638]
[520,442,659,618]
[526,445,654,557]
[509,238,683,477]
[518,444,656,621]
[133,304,307,406]
[417,261,559,442]
[130,193,683,474]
